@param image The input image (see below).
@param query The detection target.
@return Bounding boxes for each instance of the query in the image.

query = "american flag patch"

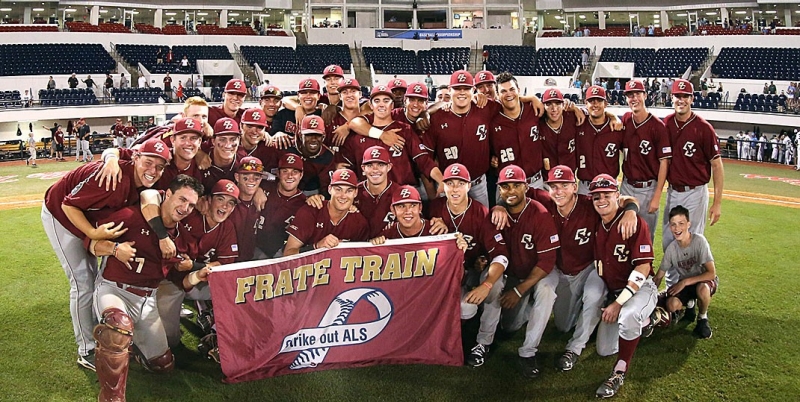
[231,244,239,252]
[662,147,671,153]
[550,234,559,243]
[494,233,503,242]
[639,245,651,253]
[714,144,719,151]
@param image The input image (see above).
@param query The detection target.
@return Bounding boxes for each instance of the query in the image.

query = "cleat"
[519,355,541,378]
[682,305,696,323]
[596,371,625,398]
[466,343,489,367]
[694,318,713,339]
[198,333,220,364]
[180,307,194,319]
[196,311,214,335]
[77,350,96,372]
[556,350,579,371]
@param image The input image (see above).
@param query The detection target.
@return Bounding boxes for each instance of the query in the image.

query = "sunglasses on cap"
[589,179,616,192]
[241,163,264,173]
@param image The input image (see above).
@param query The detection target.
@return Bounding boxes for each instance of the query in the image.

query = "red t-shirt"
[255,181,307,257]
[425,197,507,268]
[490,102,544,179]
[575,118,624,181]
[594,210,654,291]
[664,113,721,187]
[286,201,370,247]
[621,112,672,182]
[501,198,560,279]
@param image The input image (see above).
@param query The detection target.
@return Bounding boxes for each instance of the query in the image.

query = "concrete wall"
[537,35,800,56]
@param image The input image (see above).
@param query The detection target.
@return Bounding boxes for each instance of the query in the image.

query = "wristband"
[192,261,205,271]
[615,286,636,305]
[187,271,202,286]
[112,242,119,258]
[513,287,522,298]
[368,127,383,139]
[148,216,169,240]
[622,202,639,214]
[103,152,119,163]
[481,281,492,290]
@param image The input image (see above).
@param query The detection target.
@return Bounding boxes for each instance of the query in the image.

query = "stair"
[295,31,308,45]
[350,47,372,86]
[470,48,483,72]
[109,45,139,85]
[234,51,260,94]
[522,32,536,47]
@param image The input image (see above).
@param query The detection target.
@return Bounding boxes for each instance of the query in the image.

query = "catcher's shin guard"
[94,308,134,402]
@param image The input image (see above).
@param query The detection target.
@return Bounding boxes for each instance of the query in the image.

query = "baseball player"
[425,163,509,367]
[661,79,724,252]
[435,85,450,103]
[795,132,800,170]
[489,165,560,378]
[26,132,37,168]
[283,168,370,256]
[134,97,214,147]
[201,117,242,192]
[575,86,624,195]
[654,205,718,339]
[238,107,283,172]
[621,80,672,243]
[110,119,125,148]
[208,78,247,127]
[42,138,171,370]
[319,64,344,106]
[539,89,584,173]
[286,115,335,196]
[124,121,137,149]
[590,174,657,399]
[324,77,363,152]
[87,175,205,402]
[370,185,453,244]
[270,78,322,141]
[229,157,268,262]
[259,85,283,133]
[475,70,498,100]
[387,78,407,109]
[254,153,308,259]
[352,146,398,237]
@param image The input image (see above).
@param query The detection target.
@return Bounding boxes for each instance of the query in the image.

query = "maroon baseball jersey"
[664,113,721,187]
[201,154,239,195]
[423,101,501,178]
[324,110,352,152]
[125,126,138,138]
[44,161,142,238]
[155,159,205,192]
[621,112,672,182]
[228,198,261,262]
[255,181,308,257]
[91,205,182,289]
[425,197,507,268]
[111,123,124,138]
[338,115,437,186]
[353,181,398,238]
[594,211,654,292]
[132,123,174,148]
[540,111,579,172]
[318,93,340,106]
[286,201,370,246]
[286,146,335,194]
[208,105,245,129]
[490,102,544,178]
[180,210,239,265]
[379,219,431,239]
[501,198,560,279]
[238,141,285,173]
[531,190,598,276]
[575,118,623,181]
[391,108,425,137]
[55,130,64,145]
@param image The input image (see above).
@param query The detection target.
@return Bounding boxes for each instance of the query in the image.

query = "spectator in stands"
[176,81,184,100]
[582,50,589,70]
[156,47,163,64]
[83,75,96,91]
[164,72,173,100]
[482,49,489,64]
[180,55,190,72]
[68,73,79,89]
[22,90,31,107]
[583,27,589,37]
[614,79,621,91]
[120,73,129,89]
[763,83,770,94]
[103,74,114,99]
[47,76,56,90]
[633,24,640,37]
[195,75,203,88]
[723,19,729,30]
[769,81,777,95]
[701,79,708,97]
[574,78,582,89]
[425,74,434,92]
[433,33,439,41]
[648,25,655,36]
[166,48,174,64]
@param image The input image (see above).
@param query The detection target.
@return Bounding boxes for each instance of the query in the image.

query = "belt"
[471,175,485,185]
[115,282,155,298]
[626,179,654,188]
[527,171,543,185]
[671,185,697,193]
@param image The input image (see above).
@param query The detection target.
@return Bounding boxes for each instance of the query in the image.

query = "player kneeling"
[654,205,718,339]
[369,185,454,244]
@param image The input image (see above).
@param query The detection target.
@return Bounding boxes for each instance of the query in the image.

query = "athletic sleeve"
[407,130,437,179]
[285,204,317,246]
[654,120,672,159]
[531,201,560,273]
[701,121,721,161]
[214,222,239,265]
[479,216,508,262]
[629,218,655,265]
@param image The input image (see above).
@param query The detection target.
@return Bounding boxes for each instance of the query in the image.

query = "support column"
[720,7,728,25]
[660,10,670,30]
[785,8,792,28]
[90,5,100,25]
[598,9,606,30]
[412,9,418,29]
[23,7,32,24]
[219,10,228,28]
[154,9,163,27]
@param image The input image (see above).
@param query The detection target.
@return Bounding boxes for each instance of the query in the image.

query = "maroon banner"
[208,234,465,383]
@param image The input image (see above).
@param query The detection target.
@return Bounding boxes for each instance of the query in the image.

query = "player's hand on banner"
[370,236,386,246]
[93,221,127,240]
[464,285,490,305]
[491,205,510,230]
[96,157,121,191]
[499,288,523,309]
[709,204,721,226]
[196,266,212,282]
[306,194,325,209]
[158,237,176,259]
[601,302,622,323]
[114,241,136,267]
[380,128,405,151]
[429,218,448,235]
[618,210,638,240]
[315,234,340,250]
[254,188,268,211]
[455,232,468,252]
[332,124,350,147]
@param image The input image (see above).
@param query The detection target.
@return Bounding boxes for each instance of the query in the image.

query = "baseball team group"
[42,64,723,400]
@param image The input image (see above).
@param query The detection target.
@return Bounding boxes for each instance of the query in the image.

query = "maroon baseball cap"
[237,156,264,175]
[405,82,429,99]
[497,165,526,185]
[338,77,361,92]
[449,70,474,88]
[624,80,646,93]
[362,146,390,164]
[224,79,247,95]
[137,139,171,162]
[298,78,321,93]
[442,163,471,182]
[330,168,358,187]
[586,85,607,101]
[300,115,325,136]
[387,78,407,91]
[588,174,619,193]
[241,108,266,127]
[370,85,393,99]
[542,88,564,103]
[278,153,304,171]
[173,117,203,136]
[260,85,282,99]
[213,118,240,137]
[546,165,576,183]
[391,185,422,206]
[322,64,345,79]
[211,179,240,202]
[475,70,496,85]
[672,79,694,95]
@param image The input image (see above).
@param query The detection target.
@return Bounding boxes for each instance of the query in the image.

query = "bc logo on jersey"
[575,228,591,245]
[613,244,629,262]
[639,140,652,155]
[683,141,696,157]
[476,125,487,141]
[605,143,617,158]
